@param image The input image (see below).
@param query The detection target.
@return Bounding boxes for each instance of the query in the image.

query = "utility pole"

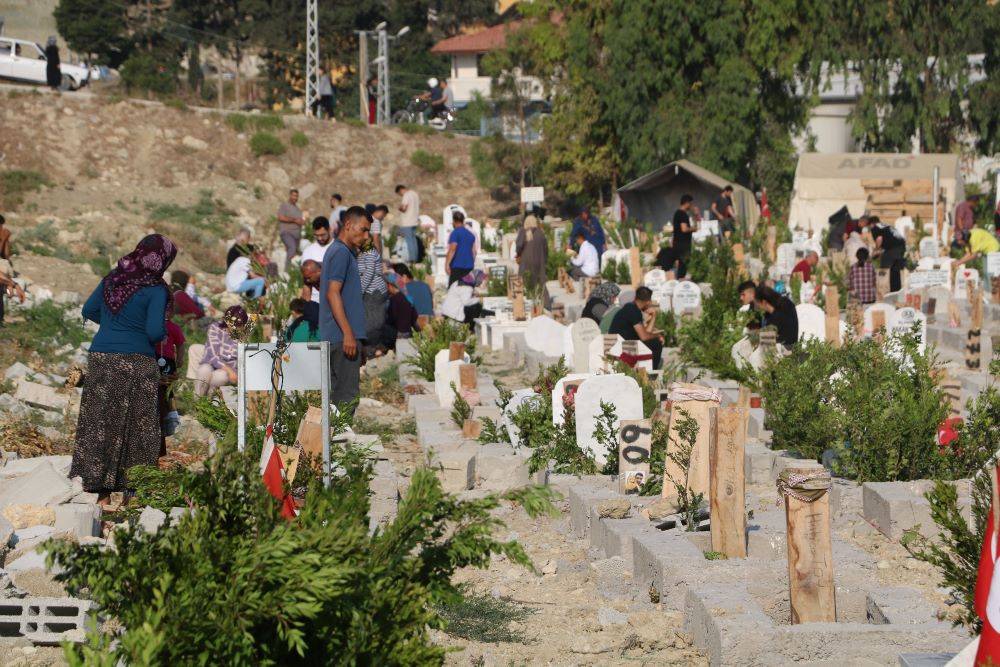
[356,30,369,123]
[375,25,389,125]
[305,0,319,116]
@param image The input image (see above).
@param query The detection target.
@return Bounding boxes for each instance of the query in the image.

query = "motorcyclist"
[418,77,452,120]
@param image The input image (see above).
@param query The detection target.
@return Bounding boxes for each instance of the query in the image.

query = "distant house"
[430,22,545,107]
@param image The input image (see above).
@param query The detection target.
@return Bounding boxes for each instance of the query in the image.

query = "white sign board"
[520,186,545,203]
[908,270,949,290]
[919,237,939,259]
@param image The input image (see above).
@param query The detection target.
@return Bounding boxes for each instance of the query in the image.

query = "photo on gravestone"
[618,418,651,494]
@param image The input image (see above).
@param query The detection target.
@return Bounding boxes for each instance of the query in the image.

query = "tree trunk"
[217,60,224,110]
[235,46,242,110]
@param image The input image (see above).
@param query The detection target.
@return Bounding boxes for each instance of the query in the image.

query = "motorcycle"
[392,96,455,131]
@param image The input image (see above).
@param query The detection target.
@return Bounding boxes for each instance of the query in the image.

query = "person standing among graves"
[568,230,600,279]
[71,234,176,504]
[711,185,736,239]
[193,306,248,396]
[956,227,1000,268]
[446,211,477,286]
[329,194,346,234]
[358,209,388,356]
[277,189,307,270]
[754,285,799,347]
[609,286,665,370]
[515,214,548,290]
[791,251,819,283]
[570,207,605,255]
[320,206,370,408]
[395,184,420,263]
[582,281,621,325]
[44,37,61,89]
[954,194,977,246]
[869,219,905,293]
[848,247,877,305]
[672,194,695,279]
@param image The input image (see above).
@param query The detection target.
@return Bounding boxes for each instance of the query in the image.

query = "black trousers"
[644,337,664,370]
[448,268,472,286]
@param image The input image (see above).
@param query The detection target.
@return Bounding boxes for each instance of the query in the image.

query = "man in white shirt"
[329,194,346,235]
[300,217,332,302]
[225,255,266,299]
[395,184,420,262]
[569,231,599,278]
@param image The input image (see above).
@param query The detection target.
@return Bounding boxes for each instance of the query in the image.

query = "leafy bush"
[250,131,287,157]
[664,408,704,530]
[120,51,177,95]
[290,130,309,148]
[47,440,557,664]
[602,257,618,282]
[0,169,51,209]
[410,149,445,173]
[450,383,472,428]
[615,260,631,285]
[451,91,491,133]
[758,338,843,462]
[411,318,479,381]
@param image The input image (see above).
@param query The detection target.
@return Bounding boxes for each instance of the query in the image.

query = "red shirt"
[173,290,204,319]
[792,259,812,282]
[156,321,186,361]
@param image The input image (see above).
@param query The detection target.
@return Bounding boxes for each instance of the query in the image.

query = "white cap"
[427,77,439,88]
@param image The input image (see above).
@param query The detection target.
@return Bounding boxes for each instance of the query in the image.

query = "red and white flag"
[975,465,1000,666]
[260,423,297,519]
[760,187,772,221]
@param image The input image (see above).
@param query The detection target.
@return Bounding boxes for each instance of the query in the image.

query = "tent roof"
[618,159,742,194]
[795,153,962,181]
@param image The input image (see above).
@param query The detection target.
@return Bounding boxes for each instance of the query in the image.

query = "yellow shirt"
[969,228,1000,255]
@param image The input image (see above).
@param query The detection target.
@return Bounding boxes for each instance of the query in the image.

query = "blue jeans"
[235,277,265,299]
[398,226,417,263]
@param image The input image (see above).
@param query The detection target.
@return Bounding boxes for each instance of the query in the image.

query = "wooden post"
[709,407,748,558]
[824,286,840,347]
[766,225,776,263]
[736,386,751,408]
[781,467,836,624]
[462,418,482,438]
[967,286,983,370]
[629,246,642,288]
[876,269,890,301]
[992,276,1000,305]
[448,342,466,361]
[847,298,863,341]
[512,294,526,321]
[871,310,886,336]
[459,363,477,390]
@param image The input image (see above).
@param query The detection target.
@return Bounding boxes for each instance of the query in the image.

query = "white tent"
[789,153,964,234]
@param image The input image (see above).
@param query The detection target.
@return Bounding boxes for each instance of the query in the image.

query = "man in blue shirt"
[320,206,370,408]
[446,211,477,286]
[569,207,606,256]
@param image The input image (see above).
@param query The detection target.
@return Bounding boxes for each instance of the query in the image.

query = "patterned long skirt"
[69,352,161,493]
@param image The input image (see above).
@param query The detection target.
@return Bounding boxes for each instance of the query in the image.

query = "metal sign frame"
[237,342,332,486]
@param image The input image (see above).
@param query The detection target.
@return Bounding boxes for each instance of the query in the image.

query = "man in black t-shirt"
[609,286,665,369]
[671,194,695,278]
[712,185,736,238]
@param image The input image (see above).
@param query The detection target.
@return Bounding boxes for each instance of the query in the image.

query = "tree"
[969,2,1000,155]
[54,0,132,67]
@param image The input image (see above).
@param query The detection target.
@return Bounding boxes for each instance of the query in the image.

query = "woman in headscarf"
[515,214,548,290]
[581,281,621,325]
[71,234,176,504]
[194,305,249,396]
[45,37,61,89]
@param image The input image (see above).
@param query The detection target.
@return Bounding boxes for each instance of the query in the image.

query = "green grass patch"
[435,588,536,643]
[249,131,287,157]
[289,130,309,148]
[398,122,435,136]
[145,189,236,273]
[163,98,190,112]
[226,113,285,133]
[340,116,366,127]
[18,220,115,276]
[0,300,89,358]
[410,149,445,173]
[0,169,51,209]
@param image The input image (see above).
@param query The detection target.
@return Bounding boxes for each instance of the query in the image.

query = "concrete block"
[863,480,971,540]
[10,526,54,547]
[471,405,501,421]
[744,440,776,486]
[406,392,440,416]
[630,530,705,607]
[0,463,75,512]
[503,332,526,366]
[684,583,773,667]
[0,515,13,549]
[395,338,417,362]
[137,506,167,534]
[14,379,69,413]
[473,444,531,491]
[898,654,956,667]
[54,504,101,539]
[0,596,94,644]
[593,516,656,566]
[867,587,948,626]
[431,446,476,492]
[565,482,618,538]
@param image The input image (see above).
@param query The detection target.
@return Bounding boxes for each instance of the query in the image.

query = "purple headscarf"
[102,234,177,314]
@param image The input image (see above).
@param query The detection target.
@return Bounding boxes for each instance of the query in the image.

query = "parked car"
[0,37,93,90]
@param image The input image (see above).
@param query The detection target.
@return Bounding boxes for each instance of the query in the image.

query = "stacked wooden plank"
[861,179,945,226]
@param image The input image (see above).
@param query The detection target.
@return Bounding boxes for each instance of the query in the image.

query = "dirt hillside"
[0,89,495,294]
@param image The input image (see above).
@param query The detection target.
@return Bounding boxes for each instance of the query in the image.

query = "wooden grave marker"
[780,467,836,624]
[871,309,886,336]
[824,286,840,347]
[618,418,652,494]
[584,276,602,300]
[459,363,477,390]
[940,375,962,418]
[629,246,642,289]
[661,384,719,503]
[992,276,1000,305]
[709,407,748,558]
[448,342,466,361]
[949,301,962,328]
[462,418,482,438]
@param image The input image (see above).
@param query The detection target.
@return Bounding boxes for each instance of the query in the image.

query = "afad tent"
[789,153,964,233]
[617,159,760,232]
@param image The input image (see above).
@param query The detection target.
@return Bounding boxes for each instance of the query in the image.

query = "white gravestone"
[552,373,592,425]
[564,318,601,373]
[502,388,540,448]
[672,281,702,315]
[908,269,949,290]
[776,243,797,275]
[434,348,470,408]
[643,268,668,289]
[919,237,939,259]
[601,249,619,270]
[791,230,810,251]
[795,303,826,342]
[609,338,654,372]
[889,306,927,354]
[588,334,623,375]
[440,204,468,240]
[524,315,567,358]
[863,303,896,337]
[954,267,981,301]
[574,374,644,466]
[987,253,1000,284]
[800,280,816,304]
[731,336,755,371]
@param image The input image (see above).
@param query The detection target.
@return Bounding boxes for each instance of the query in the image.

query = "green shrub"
[0,169,51,209]
[399,122,435,136]
[47,442,557,664]
[163,98,189,112]
[226,113,286,133]
[758,338,842,462]
[290,130,309,148]
[602,257,618,282]
[451,91,491,133]
[615,260,631,285]
[341,116,366,127]
[410,149,445,173]
[450,383,472,428]
[250,131,287,157]
[411,318,479,381]
[2,300,88,357]
[120,51,177,95]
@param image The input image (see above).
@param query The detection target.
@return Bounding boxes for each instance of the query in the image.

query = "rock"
[0,393,30,418]
[169,507,189,522]
[0,514,13,548]
[298,182,317,201]
[14,379,69,412]
[54,291,80,305]
[182,135,208,151]
[598,607,628,626]
[0,462,75,513]
[1,455,72,479]
[4,549,48,573]
[3,362,33,381]
[597,498,632,519]
[266,165,291,189]
[877,560,890,570]
[138,506,167,534]
[541,559,558,575]
[2,505,56,529]
[359,397,386,408]
[640,497,680,521]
